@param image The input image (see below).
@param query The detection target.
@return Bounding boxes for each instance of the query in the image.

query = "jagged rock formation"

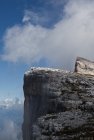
[23,63,94,140]
[75,57,94,75]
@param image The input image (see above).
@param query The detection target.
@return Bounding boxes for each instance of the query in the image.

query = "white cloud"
[23,10,32,23]
[0,100,23,140]
[0,98,23,108]
[22,10,48,25]
[22,10,41,23]
[2,24,48,63]
[2,0,94,70]
[0,120,22,140]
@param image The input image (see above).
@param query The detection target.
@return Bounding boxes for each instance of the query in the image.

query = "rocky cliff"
[23,58,94,140]
[75,57,94,75]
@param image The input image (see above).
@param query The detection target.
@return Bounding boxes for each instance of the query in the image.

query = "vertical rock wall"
[23,68,67,140]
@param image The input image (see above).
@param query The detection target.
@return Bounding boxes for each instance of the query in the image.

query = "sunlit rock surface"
[75,57,94,75]
[23,67,94,140]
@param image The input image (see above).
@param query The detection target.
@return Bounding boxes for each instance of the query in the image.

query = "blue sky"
[0,0,37,99]
[1,0,94,99]
[0,0,66,99]
[0,0,23,99]
[0,0,69,100]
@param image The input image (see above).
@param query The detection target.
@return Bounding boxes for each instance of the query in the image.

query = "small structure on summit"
[75,57,94,75]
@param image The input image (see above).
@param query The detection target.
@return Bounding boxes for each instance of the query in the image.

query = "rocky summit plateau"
[23,57,94,140]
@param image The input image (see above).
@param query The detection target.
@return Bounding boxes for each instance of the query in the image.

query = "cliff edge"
[23,57,94,140]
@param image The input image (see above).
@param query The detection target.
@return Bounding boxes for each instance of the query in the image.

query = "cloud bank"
[0,120,22,140]
[0,100,23,140]
[2,0,94,69]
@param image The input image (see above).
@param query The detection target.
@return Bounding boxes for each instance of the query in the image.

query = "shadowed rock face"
[23,67,94,140]
[75,57,94,75]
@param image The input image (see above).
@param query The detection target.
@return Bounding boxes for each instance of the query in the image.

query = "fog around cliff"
[2,0,94,69]
[0,98,23,140]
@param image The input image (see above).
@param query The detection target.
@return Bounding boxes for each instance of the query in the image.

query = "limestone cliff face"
[75,57,94,75]
[23,67,94,140]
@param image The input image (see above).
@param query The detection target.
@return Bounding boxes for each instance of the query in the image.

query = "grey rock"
[75,57,94,75]
[23,67,94,140]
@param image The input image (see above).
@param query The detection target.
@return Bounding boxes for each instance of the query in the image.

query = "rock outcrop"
[23,64,94,140]
[75,57,94,75]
